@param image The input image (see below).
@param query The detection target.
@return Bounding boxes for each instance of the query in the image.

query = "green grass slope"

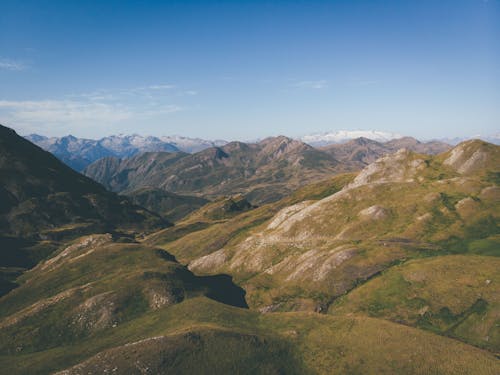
[162,141,499,313]
[146,173,355,264]
[127,187,209,222]
[1,296,498,375]
[330,255,500,353]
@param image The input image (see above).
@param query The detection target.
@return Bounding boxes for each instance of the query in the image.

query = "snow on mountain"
[24,130,498,172]
[436,134,500,146]
[98,134,179,157]
[484,134,500,145]
[300,130,402,146]
[24,133,227,171]
[160,135,228,153]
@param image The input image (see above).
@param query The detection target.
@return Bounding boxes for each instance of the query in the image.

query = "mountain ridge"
[84,136,343,205]
[0,124,168,295]
[24,133,227,171]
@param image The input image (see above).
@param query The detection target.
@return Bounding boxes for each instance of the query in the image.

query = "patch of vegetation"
[329,255,500,352]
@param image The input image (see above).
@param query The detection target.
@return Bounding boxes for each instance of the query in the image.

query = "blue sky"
[0,0,498,140]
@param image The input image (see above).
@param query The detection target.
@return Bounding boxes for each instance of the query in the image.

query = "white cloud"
[291,80,328,89]
[0,99,185,121]
[121,84,176,96]
[0,58,26,71]
[143,105,183,116]
[0,84,191,135]
[176,90,198,97]
[0,100,132,125]
[349,79,379,87]
[147,84,175,90]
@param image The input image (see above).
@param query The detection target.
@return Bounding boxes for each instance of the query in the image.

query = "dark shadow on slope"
[153,249,248,309]
[197,274,249,308]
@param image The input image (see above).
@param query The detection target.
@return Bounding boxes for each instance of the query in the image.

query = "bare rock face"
[359,205,389,220]
[443,140,499,175]
[264,246,357,282]
[38,234,113,271]
[479,186,500,201]
[348,148,427,188]
[72,292,119,332]
[266,201,314,231]
[144,283,184,310]
[188,249,227,273]
[444,147,488,174]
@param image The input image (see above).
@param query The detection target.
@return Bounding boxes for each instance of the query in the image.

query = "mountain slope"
[153,141,499,322]
[0,235,498,375]
[83,151,188,193]
[160,135,228,153]
[127,188,209,222]
[330,254,500,353]
[84,136,343,204]
[320,136,450,167]
[0,125,165,239]
[0,125,167,293]
[1,135,499,374]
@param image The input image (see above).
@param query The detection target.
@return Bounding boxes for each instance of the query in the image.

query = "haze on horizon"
[0,0,498,140]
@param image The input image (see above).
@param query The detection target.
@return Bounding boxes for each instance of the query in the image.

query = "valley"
[1,124,499,374]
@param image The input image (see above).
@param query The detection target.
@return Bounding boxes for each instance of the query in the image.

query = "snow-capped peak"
[160,135,227,153]
[300,130,402,147]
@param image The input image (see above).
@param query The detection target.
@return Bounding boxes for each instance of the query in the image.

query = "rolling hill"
[149,141,499,328]
[0,234,498,374]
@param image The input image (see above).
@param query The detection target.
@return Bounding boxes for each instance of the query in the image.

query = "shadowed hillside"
[0,125,167,295]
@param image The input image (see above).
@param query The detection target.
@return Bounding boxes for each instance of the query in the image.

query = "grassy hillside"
[0,225,497,374]
[330,255,500,353]
[146,173,356,264]
[127,187,209,222]
[156,141,499,314]
[1,139,498,374]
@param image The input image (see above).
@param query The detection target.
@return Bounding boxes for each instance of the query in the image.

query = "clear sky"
[0,0,498,140]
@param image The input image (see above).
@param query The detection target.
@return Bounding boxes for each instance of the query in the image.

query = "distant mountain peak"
[24,133,215,171]
[300,130,402,147]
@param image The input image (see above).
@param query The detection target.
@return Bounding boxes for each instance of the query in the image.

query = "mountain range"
[300,130,403,146]
[83,136,344,206]
[83,135,451,214]
[2,123,499,374]
[300,130,500,147]
[25,134,228,171]
[26,130,469,172]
